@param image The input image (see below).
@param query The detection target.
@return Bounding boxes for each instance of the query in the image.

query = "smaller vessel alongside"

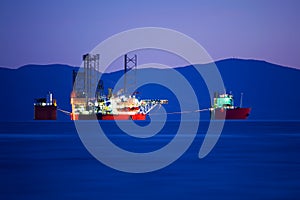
[34,92,57,120]
[210,92,251,120]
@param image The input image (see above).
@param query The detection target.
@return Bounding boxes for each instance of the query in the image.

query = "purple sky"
[1,0,300,69]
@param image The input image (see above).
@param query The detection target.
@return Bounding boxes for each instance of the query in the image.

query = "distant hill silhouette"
[0,59,299,121]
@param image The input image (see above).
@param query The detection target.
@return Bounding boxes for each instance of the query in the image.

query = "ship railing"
[140,99,168,114]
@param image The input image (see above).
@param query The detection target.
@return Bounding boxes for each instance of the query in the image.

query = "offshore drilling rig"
[70,53,168,120]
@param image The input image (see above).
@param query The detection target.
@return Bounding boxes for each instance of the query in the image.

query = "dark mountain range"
[0,59,299,121]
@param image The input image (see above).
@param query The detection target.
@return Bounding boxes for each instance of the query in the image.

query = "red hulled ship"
[210,92,251,120]
[34,92,57,120]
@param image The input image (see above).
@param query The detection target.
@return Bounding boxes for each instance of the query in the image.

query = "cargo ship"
[34,92,57,120]
[210,92,251,120]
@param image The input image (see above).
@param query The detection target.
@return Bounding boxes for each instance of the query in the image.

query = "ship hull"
[100,113,146,120]
[130,113,146,120]
[101,114,131,120]
[34,105,57,120]
[70,113,146,120]
[212,108,251,120]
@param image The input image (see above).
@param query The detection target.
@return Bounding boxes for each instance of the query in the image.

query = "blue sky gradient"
[1,0,299,69]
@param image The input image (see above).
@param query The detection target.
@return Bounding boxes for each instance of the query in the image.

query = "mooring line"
[149,108,210,116]
[57,108,71,115]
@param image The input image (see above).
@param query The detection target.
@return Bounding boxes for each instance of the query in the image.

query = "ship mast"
[240,92,243,108]
[124,54,137,95]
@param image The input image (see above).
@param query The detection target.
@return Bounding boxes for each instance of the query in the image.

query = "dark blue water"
[0,121,299,200]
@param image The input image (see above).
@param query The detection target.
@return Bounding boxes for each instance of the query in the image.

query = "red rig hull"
[212,108,251,120]
[101,113,146,120]
[70,113,146,120]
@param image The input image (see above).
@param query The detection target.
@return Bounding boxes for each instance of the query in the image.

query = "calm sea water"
[0,121,299,200]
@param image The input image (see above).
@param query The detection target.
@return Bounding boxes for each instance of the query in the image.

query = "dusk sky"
[1,0,300,69]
